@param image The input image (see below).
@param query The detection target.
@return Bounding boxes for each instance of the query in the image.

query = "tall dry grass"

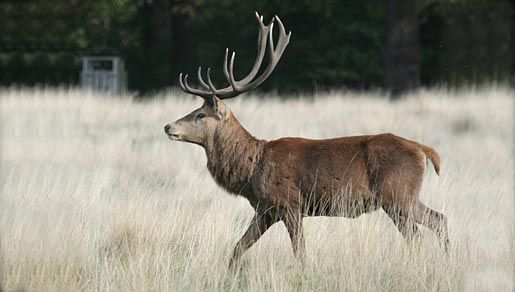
[0,86,513,291]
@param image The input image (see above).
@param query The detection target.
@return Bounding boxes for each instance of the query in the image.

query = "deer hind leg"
[375,151,428,244]
[228,211,278,271]
[412,201,450,252]
[383,205,420,241]
[377,172,422,242]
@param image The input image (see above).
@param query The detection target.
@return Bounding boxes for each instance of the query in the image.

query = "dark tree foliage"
[0,0,513,96]
[385,0,420,97]
[191,0,386,93]
[421,0,513,85]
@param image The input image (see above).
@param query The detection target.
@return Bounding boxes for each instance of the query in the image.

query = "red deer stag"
[164,13,449,269]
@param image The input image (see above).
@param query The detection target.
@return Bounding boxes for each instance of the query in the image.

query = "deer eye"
[195,113,206,121]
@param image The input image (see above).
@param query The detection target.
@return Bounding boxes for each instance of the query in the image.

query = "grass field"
[0,86,513,291]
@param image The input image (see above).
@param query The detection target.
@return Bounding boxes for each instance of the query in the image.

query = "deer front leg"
[282,209,305,264]
[228,211,277,271]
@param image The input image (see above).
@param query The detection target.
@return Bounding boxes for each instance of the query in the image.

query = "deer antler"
[179,12,291,100]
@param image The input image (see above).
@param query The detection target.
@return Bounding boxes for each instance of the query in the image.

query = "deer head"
[164,12,291,146]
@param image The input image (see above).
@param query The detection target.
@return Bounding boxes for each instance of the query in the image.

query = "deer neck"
[204,114,266,196]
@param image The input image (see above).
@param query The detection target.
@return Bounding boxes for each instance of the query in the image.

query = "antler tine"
[227,51,240,93]
[275,15,291,43]
[182,74,212,98]
[206,68,220,94]
[275,15,292,54]
[182,74,197,94]
[268,21,275,54]
[255,11,265,50]
[178,73,187,92]
[222,48,232,88]
[197,67,211,91]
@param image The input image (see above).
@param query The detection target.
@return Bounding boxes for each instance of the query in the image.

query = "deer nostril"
[164,124,171,133]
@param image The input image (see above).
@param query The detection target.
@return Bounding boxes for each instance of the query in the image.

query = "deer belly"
[302,185,378,217]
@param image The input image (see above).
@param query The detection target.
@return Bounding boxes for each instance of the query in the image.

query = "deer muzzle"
[164,123,182,141]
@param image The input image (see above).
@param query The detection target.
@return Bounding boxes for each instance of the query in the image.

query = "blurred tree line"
[0,0,513,96]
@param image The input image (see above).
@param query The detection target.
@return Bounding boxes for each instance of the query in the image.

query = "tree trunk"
[385,0,420,98]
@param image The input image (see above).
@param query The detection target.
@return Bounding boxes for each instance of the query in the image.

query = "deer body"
[204,111,441,217]
[165,13,449,270]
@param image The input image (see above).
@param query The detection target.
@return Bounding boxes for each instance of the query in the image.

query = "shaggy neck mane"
[204,113,266,196]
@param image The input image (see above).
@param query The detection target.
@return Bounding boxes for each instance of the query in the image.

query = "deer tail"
[419,144,441,175]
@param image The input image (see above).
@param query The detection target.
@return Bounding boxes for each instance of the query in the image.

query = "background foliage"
[0,0,513,95]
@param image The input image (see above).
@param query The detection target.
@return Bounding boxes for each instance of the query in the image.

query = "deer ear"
[211,96,227,120]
